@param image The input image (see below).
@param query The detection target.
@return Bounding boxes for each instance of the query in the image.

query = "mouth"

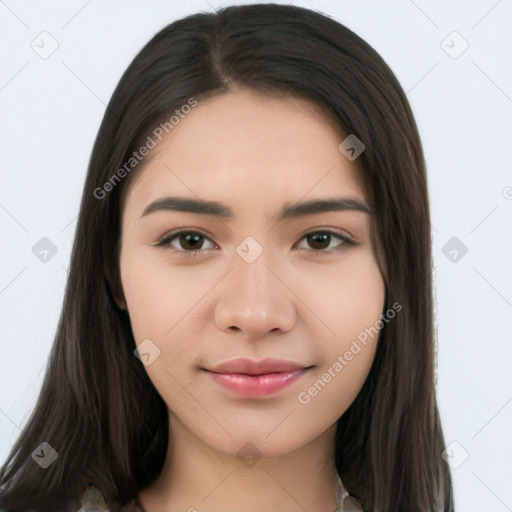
[201,358,314,397]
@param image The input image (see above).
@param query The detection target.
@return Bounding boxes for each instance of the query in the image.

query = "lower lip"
[205,368,310,397]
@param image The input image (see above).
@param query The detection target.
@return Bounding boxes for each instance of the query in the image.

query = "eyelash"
[154,228,356,258]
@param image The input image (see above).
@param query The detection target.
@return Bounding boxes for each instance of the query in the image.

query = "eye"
[154,229,356,256]
[155,230,216,253]
[294,230,355,255]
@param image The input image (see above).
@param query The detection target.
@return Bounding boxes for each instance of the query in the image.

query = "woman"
[0,3,454,511]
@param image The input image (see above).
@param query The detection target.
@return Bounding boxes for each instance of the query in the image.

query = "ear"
[108,238,128,311]
[113,292,127,311]
[108,275,128,311]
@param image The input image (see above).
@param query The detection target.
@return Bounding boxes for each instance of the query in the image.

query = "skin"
[117,88,385,512]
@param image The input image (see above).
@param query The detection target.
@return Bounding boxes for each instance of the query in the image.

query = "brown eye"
[156,230,216,253]
[306,232,334,250]
[296,230,354,254]
[177,232,206,251]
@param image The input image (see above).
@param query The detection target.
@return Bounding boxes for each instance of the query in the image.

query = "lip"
[202,358,313,397]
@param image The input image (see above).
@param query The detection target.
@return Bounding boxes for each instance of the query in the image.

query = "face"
[118,89,385,459]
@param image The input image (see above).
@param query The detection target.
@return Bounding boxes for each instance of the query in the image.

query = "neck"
[137,414,343,512]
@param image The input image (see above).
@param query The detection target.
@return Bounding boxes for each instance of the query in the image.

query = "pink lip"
[203,358,312,397]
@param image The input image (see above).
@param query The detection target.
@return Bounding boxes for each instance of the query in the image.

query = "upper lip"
[204,358,311,376]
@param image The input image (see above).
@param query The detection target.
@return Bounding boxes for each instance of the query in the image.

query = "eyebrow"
[141,195,371,221]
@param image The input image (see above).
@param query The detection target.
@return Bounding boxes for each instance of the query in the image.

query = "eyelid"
[154,227,356,255]
[154,228,218,251]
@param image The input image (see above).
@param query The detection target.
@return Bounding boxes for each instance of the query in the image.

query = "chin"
[199,424,323,463]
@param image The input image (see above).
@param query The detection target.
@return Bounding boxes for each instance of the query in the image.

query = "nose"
[214,247,297,341]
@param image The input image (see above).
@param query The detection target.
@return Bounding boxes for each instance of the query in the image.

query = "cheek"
[120,248,201,339]
[121,261,197,402]
[336,259,385,340]
[293,252,385,411]
[299,250,385,347]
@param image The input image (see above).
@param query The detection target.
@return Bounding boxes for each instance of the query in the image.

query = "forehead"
[123,89,367,215]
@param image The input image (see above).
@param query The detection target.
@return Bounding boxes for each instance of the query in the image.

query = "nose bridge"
[214,237,296,338]
[231,238,278,312]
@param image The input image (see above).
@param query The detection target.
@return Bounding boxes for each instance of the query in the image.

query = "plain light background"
[1,1,511,510]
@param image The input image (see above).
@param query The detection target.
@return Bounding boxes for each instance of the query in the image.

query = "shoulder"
[77,485,143,512]
[77,485,109,511]
[119,499,144,512]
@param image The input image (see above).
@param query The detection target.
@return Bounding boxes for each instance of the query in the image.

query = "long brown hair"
[0,4,454,511]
